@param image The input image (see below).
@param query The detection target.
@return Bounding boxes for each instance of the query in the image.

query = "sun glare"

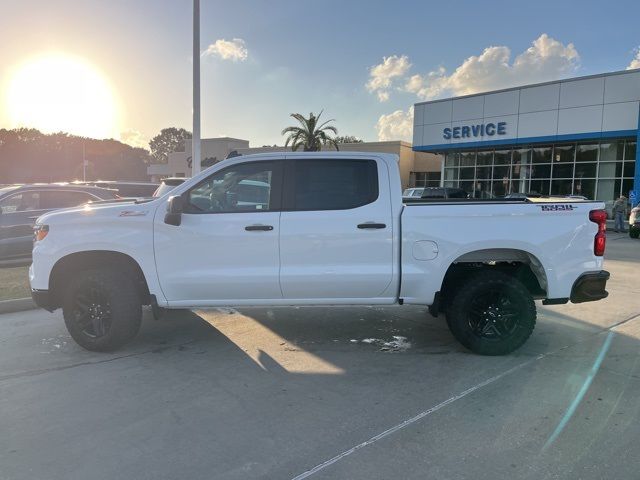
[6,54,119,139]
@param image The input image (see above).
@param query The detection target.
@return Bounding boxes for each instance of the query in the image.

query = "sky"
[0,0,639,149]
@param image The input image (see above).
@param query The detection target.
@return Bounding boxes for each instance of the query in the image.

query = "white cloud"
[376,106,413,141]
[366,55,411,102]
[203,38,248,62]
[404,34,579,100]
[120,129,148,149]
[628,47,640,69]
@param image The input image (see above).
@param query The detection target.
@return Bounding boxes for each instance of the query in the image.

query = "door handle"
[245,225,274,231]
[357,222,386,229]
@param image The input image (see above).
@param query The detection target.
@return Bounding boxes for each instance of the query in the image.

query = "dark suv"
[0,184,118,264]
[420,187,469,199]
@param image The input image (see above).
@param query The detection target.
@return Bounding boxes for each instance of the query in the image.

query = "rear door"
[0,191,45,260]
[279,157,394,300]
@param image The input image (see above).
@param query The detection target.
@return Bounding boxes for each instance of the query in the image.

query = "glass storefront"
[410,171,441,188]
[442,138,637,201]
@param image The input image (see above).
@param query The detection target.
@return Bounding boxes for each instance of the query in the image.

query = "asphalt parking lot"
[1,234,639,480]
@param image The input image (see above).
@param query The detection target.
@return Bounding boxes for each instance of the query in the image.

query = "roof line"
[414,67,640,106]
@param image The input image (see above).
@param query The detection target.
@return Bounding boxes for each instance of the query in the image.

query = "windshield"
[153,181,181,197]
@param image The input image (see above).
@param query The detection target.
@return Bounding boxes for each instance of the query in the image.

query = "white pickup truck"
[30,152,610,355]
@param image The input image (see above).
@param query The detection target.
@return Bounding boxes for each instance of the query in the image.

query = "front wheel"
[62,269,142,352]
[445,270,536,355]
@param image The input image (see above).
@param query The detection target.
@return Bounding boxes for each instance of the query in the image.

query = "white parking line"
[291,356,541,480]
[292,312,640,479]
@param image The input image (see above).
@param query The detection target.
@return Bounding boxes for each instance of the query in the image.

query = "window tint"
[40,191,95,209]
[186,161,279,213]
[288,159,378,211]
[0,192,41,213]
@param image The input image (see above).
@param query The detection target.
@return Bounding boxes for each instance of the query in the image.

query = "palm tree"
[281,111,339,151]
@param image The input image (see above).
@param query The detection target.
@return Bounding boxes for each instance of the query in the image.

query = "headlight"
[33,224,49,242]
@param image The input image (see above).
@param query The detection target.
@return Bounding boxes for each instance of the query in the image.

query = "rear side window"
[287,159,378,211]
[40,191,95,209]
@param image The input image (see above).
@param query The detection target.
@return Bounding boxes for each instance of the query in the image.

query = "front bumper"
[570,271,610,304]
[31,289,56,312]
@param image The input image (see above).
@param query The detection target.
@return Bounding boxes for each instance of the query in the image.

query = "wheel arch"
[434,248,548,314]
[49,250,151,308]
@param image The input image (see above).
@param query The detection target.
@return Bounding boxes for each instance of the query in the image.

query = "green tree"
[334,135,363,144]
[281,111,339,151]
[149,127,192,164]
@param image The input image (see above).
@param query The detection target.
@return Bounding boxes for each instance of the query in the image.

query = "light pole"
[191,0,201,176]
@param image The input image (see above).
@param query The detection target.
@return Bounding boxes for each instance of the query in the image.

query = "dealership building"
[412,68,640,204]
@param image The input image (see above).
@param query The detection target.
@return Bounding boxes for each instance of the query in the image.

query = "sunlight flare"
[6,53,119,139]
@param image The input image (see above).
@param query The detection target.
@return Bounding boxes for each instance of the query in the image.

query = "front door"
[154,160,284,305]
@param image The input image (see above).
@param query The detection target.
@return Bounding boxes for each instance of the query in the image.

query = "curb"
[0,297,37,315]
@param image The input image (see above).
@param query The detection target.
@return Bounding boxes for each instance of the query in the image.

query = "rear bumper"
[570,271,610,304]
[31,289,56,312]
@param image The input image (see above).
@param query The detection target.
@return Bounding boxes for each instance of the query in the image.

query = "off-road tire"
[62,269,142,352]
[445,270,536,355]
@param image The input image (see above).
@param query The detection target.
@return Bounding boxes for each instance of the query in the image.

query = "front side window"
[0,192,40,214]
[287,159,378,211]
[186,161,280,213]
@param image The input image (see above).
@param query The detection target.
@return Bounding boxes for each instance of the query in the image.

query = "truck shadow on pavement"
[3,295,640,480]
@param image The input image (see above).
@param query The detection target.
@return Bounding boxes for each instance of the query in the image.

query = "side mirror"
[164,195,184,226]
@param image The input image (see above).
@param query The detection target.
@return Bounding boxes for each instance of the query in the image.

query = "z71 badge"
[539,204,576,212]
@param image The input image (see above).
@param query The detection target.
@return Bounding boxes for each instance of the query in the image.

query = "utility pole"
[191,0,201,176]
[82,139,86,181]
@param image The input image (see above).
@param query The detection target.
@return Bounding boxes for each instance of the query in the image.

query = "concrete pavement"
[1,233,639,480]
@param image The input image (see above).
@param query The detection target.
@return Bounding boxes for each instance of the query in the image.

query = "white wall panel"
[559,78,605,108]
[452,96,484,121]
[602,101,639,131]
[483,90,519,117]
[421,123,451,146]
[450,120,481,144]
[557,105,603,135]
[423,101,452,125]
[519,84,560,113]
[482,115,518,140]
[517,110,558,138]
[413,104,425,127]
[412,120,423,146]
[604,72,640,103]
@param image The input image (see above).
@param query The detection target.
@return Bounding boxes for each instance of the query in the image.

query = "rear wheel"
[630,227,639,239]
[445,270,536,355]
[62,269,142,352]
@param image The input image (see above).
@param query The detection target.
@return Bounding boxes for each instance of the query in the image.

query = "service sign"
[443,121,507,140]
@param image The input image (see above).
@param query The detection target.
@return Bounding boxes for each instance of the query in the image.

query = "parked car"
[419,187,469,199]
[153,177,188,197]
[31,152,609,356]
[0,184,117,264]
[78,181,159,198]
[629,205,640,239]
[402,187,425,199]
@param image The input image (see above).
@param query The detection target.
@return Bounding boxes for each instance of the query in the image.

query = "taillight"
[589,210,607,256]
